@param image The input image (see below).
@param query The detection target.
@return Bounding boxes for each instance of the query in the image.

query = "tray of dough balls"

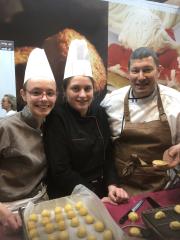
[142,204,180,240]
[20,185,130,240]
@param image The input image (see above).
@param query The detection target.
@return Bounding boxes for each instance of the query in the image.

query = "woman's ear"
[20,89,27,102]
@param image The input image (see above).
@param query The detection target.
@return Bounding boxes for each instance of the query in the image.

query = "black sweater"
[44,102,118,198]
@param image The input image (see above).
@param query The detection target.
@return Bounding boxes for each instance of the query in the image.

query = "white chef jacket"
[101,84,180,145]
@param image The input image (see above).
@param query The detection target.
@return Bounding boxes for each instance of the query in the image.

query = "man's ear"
[157,65,164,78]
[20,89,27,102]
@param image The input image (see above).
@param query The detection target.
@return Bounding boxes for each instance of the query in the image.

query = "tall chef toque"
[24,48,55,84]
[63,39,93,80]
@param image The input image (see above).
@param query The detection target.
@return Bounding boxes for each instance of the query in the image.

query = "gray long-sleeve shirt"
[0,106,46,202]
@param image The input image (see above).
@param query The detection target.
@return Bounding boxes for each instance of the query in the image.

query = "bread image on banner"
[43,28,106,93]
[15,46,35,109]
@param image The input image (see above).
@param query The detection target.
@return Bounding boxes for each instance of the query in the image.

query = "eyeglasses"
[26,89,57,98]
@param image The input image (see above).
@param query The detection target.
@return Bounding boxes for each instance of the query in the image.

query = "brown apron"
[114,86,172,195]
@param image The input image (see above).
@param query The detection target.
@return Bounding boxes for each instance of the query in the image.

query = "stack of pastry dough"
[25,201,114,240]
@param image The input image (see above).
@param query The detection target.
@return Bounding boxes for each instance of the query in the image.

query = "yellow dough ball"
[44,223,55,234]
[29,213,38,222]
[27,221,37,230]
[64,203,73,212]
[76,225,87,238]
[56,220,66,231]
[70,217,80,227]
[75,201,84,210]
[129,227,141,237]
[78,207,88,216]
[41,209,51,218]
[28,228,39,238]
[58,230,69,240]
[48,235,57,240]
[169,221,180,230]
[41,217,51,226]
[85,214,95,224]
[154,211,166,220]
[103,229,113,240]
[86,235,97,240]
[128,211,139,222]
[174,204,180,214]
[55,213,64,222]
[66,210,76,219]
[94,221,105,232]
[54,206,62,215]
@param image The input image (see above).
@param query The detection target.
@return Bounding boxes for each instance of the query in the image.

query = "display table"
[0,187,179,240]
[105,187,180,239]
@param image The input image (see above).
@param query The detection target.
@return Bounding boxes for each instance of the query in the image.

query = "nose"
[138,70,146,80]
[41,92,48,100]
[79,89,86,97]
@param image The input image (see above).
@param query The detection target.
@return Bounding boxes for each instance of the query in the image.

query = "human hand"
[0,203,22,232]
[107,185,129,204]
[163,144,180,168]
[101,197,119,205]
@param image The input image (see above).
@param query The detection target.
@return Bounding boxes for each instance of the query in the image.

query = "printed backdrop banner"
[107,0,180,91]
[0,0,179,112]
[0,0,108,110]
[0,40,16,117]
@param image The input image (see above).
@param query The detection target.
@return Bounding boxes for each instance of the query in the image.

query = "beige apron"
[114,86,172,195]
[3,184,48,213]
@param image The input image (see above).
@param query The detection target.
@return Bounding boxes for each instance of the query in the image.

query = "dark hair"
[128,47,159,69]
[4,94,17,110]
[63,76,95,91]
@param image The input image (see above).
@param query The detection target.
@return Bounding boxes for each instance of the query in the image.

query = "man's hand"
[163,144,180,168]
[0,203,22,232]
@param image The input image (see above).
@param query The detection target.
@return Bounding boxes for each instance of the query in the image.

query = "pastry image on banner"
[0,0,108,109]
[108,0,180,91]
[43,28,107,104]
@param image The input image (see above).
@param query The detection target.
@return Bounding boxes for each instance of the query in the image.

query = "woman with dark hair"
[44,39,129,203]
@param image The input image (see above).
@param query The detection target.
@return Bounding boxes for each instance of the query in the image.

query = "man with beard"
[101,47,180,196]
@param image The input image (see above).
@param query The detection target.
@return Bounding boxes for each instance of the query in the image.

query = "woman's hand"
[101,185,129,205]
[163,144,180,168]
[0,203,22,232]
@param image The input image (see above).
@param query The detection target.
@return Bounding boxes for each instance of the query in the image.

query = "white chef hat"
[63,39,93,80]
[24,48,55,84]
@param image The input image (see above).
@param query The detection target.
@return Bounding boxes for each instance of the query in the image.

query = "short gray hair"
[4,94,17,110]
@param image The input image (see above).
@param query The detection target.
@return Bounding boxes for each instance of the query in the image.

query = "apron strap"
[124,88,131,122]
[157,85,167,122]
[124,85,168,122]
